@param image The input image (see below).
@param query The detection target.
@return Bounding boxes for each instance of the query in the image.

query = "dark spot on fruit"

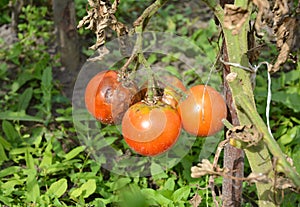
[104,87,113,104]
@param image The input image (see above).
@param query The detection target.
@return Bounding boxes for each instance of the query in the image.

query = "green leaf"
[10,146,35,155]
[2,120,18,143]
[11,72,33,93]
[64,146,86,161]
[0,111,44,122]
[41,67,53,113]
[293,149,300,174]
[110,177,132,191]
[141,188,172,205]
[18,87,33,111]
[0,143,8,162]
[0,166,21,178]
[272,92,300,112]
[47,178,68,198]
[0,195,13,206]
[25,148,35,169]
[278,127,298,146]
[40,140,53,168]
[150,162,168,178]
[24,169,40,203]
[171,186,191,202]
[70,179,96,199]
[0,136,12,150]
[41,67,52,90]
[164,178,175,191]
[2,179,24,194]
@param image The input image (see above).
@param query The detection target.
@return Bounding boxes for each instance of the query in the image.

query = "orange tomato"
[122,102,181,156]
[178,85,227,137]
[85,70,140,124]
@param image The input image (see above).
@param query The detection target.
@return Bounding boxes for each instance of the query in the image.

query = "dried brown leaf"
[273,0,289,28]
[275,176,298,191]
[270,17,296,73]
[224,4,249,35]
[189,193,202,207]
[247,172,271,184]
[191,159,215,178]
[226,125,263,147]
[252,0,272,36]
[77,0,128,50]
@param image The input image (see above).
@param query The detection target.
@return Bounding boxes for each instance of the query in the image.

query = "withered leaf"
[252,0,272,36]
[189,193,202,207]
[226,125,263,147]
[270,17,296,73]
[224,4,249,35]
[247,172,270,184]
[77,0,128,50]
[191,159,215,178]
[273,0,289,27]
[275,177,297,191]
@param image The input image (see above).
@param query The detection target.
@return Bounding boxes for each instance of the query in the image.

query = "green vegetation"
[0,0,299,206]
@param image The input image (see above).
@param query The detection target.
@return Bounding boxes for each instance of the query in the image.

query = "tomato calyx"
[139,74,186,109]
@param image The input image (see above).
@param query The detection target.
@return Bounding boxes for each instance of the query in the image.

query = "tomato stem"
[137,51,157,104]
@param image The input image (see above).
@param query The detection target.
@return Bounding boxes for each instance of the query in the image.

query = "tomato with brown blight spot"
[85,70,140,124]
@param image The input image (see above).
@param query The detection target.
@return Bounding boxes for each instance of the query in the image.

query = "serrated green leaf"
[64,146,85,161]
[47,178,68,198]
[18,87,33,111]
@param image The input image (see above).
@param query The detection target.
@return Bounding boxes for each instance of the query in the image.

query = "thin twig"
[133,0,168,28]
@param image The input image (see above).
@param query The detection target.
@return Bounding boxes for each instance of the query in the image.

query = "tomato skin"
[122,102,181,156]
[177,85,227,137]
[85,70,140,124]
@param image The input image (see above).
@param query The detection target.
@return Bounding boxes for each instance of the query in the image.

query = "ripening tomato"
[121,101,181,156]
[177,85,227,137]
[85,70,140,124]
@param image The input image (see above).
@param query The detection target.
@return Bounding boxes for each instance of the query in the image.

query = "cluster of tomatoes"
[85,70,227,156]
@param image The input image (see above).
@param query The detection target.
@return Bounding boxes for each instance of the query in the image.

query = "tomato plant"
[178,85,227,137]
[161,75,186,108]
[121,101,182,156]
[139,74,186,108]
[85,70,140,124]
